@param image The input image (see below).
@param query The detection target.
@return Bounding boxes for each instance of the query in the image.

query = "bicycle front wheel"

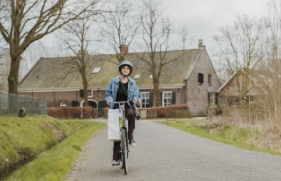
[121,128,128,174]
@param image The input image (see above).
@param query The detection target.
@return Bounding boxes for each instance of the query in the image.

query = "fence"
[0,92,48,116]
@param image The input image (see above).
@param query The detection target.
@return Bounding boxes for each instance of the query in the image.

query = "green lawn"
[0,116,105,181]
[163,119,281,156]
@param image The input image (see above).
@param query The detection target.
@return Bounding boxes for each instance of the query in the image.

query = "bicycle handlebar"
[110,101,140,120]
[111,101,130,104]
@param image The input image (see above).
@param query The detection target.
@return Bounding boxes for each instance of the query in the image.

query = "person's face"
[121,65,130,76]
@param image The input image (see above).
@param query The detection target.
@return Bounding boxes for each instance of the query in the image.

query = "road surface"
[66,120,281,181]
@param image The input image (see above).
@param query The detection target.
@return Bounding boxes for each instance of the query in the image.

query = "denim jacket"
[105,76,140,108]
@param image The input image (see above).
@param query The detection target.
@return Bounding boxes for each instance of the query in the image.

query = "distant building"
[18,40,221,116]
[217,69,263,108]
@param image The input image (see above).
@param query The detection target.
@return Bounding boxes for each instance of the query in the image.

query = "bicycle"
[111,101,130,174]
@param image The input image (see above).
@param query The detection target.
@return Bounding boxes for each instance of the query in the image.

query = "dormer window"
[134,74,140,79]
[92,67,102,74]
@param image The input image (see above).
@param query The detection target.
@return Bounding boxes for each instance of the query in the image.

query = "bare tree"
[256,0,281,122]
[0,33,8,91]
[138,0,182,107]
[0,0,102,94]
[56,12,98,106]
[20,41,55,81]
[0,50,9,92]
[100,0,140,63]
[214,14,265,104]
[0,35,5,57]
[180,27,189,50]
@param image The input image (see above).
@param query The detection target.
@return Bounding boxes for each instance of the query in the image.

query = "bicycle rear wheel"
[121,128,128,174]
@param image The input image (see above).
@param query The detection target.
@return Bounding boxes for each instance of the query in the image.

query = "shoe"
[112,160,118,166]
[129,139,136,147]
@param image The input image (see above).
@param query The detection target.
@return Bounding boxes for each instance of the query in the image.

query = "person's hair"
[119,65,133,75]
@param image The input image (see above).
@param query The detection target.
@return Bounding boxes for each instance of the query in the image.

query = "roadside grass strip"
[163,120,281,156]
[0,116,105,181]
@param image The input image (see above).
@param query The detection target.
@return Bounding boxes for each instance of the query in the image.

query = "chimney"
[78,50,88,56]
[120,44,128,58]
[198,39,205,49]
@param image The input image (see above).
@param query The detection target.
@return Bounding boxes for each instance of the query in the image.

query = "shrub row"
[140,104,190,118]
[48,107,93,119]
[104,104,190,118]
[48,105,190,119]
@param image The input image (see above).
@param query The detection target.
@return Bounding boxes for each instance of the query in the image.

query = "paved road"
[66,120,281,181]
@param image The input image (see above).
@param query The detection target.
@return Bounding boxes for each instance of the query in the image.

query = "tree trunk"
[82,74,89,107]
[153,78,161,107]
[8,55,21,94]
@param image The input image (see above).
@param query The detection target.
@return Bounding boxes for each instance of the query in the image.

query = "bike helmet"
[119,60,133,68]
[119,60,133,75]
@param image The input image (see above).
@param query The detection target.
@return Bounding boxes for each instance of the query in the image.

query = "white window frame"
[141,92,150,108]
[210,92,215,106]
[162,91,172,106]
[87,90,93,98]
[60,101,67,107]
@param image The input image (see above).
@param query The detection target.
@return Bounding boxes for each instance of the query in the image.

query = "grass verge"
[0,116,105,181]
[162,119,281,156]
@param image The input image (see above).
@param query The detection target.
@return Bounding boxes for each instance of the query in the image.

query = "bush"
[48,107,93,119]
[141,104,190,118]
[104,104,190,118]
[169,109,191,118]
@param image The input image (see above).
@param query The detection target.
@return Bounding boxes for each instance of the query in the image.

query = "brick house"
[216,69,262,108]
[18,40,221,116]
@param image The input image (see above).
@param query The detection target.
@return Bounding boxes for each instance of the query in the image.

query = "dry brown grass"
[206,107,281,153]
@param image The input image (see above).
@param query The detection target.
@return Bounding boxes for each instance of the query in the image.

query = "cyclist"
[105,60,141,166]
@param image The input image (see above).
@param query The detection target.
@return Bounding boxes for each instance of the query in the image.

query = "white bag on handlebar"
[107,108,122,141]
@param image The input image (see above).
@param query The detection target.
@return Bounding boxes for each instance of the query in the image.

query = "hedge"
[104,104,190,118]
[48,107,93,119]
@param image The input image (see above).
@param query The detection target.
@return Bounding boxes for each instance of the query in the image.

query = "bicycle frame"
[111,101,129,174]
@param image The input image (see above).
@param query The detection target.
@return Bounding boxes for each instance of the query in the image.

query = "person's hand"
[107,101,111,106]
[133,98,140,106]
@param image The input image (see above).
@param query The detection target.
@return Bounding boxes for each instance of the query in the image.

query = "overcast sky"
[16,0,270,79]
[40,0,267,56]
[162,0,266,54]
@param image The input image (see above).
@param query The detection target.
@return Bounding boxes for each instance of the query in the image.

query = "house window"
[92,67,102,74]
[87,90,93,98]
[162,91,172,106]
[198,73,204,85]
[228,96,240,106]
[209,92,216,107]
[141,92,150,108]
[208,74,212,86]
[60,100,67,107]
[80,89,93,97]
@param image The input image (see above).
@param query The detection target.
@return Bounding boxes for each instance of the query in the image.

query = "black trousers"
[113,107,136,160]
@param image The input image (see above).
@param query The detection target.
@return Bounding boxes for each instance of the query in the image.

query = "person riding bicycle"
[105,60,141,166]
